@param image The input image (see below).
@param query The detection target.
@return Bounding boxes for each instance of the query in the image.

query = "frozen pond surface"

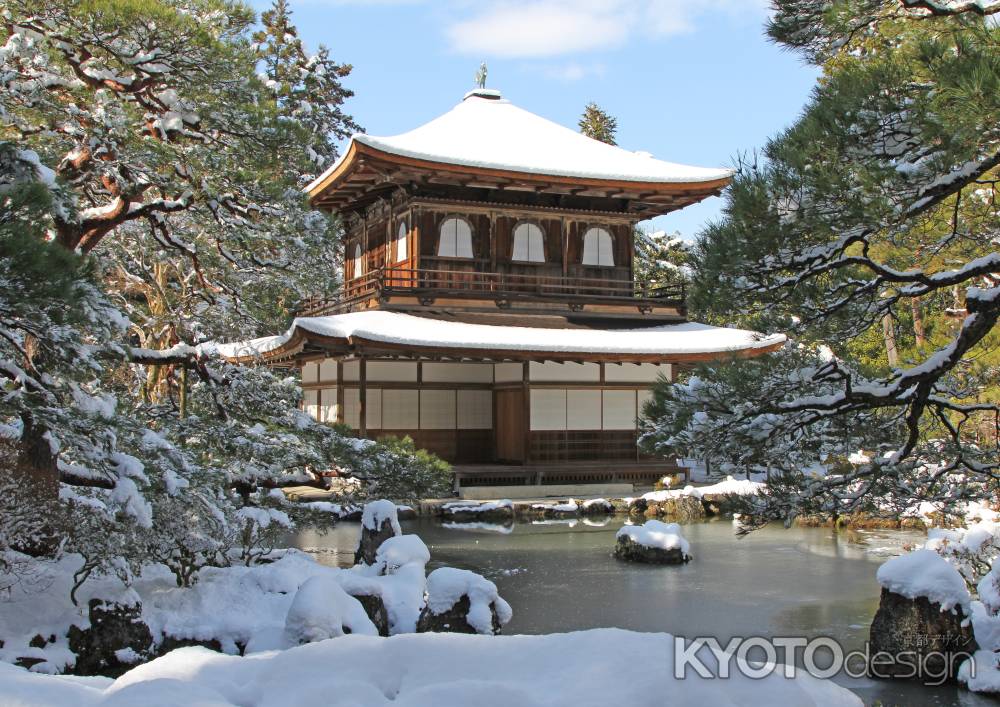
[291,517,996,706]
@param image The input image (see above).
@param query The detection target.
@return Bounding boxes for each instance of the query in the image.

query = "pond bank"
[281,482,931,530]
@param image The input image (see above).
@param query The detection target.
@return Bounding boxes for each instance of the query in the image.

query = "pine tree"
[253,0,360,176]
[633,229,692,296]
[578,102,618,145]
[642,1,1000,523]
[0,1,450,600]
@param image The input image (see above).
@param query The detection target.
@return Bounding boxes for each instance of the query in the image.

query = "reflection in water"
[288,517,992,706]
[441,521,514,534]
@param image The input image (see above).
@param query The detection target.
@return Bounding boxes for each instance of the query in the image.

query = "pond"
[290,517,995,706]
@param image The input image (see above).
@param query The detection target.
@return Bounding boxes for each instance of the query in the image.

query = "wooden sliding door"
[494,389,525,463]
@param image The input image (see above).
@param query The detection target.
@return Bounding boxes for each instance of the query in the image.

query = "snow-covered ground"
[0,629,861,707]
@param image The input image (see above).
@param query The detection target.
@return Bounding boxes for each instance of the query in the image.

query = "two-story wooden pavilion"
[229,88,784,491]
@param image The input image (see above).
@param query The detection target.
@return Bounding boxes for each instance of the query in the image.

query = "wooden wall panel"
[371,429,493,464]
[495,214,516,262]
[528,430,644,463]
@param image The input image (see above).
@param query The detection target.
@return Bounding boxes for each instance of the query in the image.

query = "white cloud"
[540,61,607,82]
[447,2,628,58]
[444,0,770,58]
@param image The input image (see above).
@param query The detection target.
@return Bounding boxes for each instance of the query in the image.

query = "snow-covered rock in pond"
[417,568,512,635]
[632,493,705,522]
[440,499,514,523]
[615,520,691,564]
[284,576,378,645]
[355,499,402,565]
[876,549,971,613]
[580,498,613,516]
[530,500,579,518]
[869,550,976,681]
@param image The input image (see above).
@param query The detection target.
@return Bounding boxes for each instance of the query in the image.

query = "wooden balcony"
[299,265,686,317]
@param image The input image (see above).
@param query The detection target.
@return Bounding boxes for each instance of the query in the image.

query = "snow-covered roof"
[306,90,732,196]
[217,311,786,363]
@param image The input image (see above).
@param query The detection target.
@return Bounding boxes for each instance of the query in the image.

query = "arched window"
[511,222,545,263]
[438,217,473,258]
[352,243,363,279]
[581,227,614,267]
[395,222,408,262]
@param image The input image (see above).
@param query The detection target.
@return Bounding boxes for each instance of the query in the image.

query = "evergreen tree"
[0,1,450,601]
[578,102,618,145]
[253,0,360,176]
[633,229,692,296]
[642,1,1000,523]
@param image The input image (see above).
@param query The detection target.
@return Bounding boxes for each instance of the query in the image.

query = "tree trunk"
[17,412,59,499]
[12,412,61,554]
[911,297,926,347]
[882,313,899,367]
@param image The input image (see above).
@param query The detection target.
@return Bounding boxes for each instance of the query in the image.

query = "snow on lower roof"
[216,311,786,361]
[306,91,732,193]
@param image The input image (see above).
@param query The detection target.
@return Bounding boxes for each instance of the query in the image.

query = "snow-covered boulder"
[633,490,705,522]
[417,568,512,635]
[692,476,766,514]
[614,520,691,564]
[284,576,378,645]
[364,534,431,635]
[440,499,514,523]
[869,550,976,681]
[530,500,579,518]
[579,498,614,516]
[373,534,431,575]
[66,598,153,677]
[355,500,401,565]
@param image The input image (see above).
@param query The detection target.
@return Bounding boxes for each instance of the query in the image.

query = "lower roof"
[217,311,786,364]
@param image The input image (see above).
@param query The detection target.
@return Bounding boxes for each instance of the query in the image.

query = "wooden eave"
[307,141,730,216]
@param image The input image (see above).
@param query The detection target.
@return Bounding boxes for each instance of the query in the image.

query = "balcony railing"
[298,266,685,317]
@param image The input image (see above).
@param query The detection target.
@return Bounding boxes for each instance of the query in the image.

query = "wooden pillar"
[359,356,368,436]
[416,361,423,431]
[489,210,497,271]
[336,361,345,425]
[387,206,393,270]
[522,361,532,470]
[413,205,422,282]
[635,383,641,462]
[364,212,370,267]
[561,216,568,277]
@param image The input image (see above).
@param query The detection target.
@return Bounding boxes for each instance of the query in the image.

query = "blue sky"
[255,0,819,240]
